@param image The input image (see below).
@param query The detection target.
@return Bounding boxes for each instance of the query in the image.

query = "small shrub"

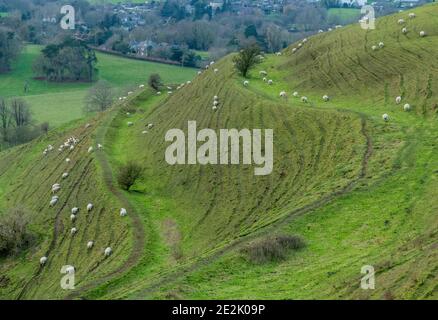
[0,207,35,257]
[117,161,143,191]
[242,234,305,264]
[148,73,162,91]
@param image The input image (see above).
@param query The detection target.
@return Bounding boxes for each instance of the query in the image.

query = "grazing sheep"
[301,96,308,103]
[87,203,93,212]
[276,52,282,56]
[148,123,154,129]
[404,103,411,111]
[398,19,405,25]
[87,241,94,249]
[323,95,330,102]
[69,145,74,150]
[187,81,191,85]
[197,71,202,75]
[293,91,299,97]
[214,68,219,73]
[52,184,61,193]
[142,130,148,134]
[213,95,218,100]
[396,96,402,104]
[50,197,58,206]
[420,31,426,37]
[372,45,378,51]
[298,43,303,48]
[210,61,215,65]
[62,172,69,179]
[243,80,249,87]
[382,114,390,122]
[328,28,333,31]
[318,29,324,33]
[66,158,71,163]
[71,207,79,215]
[263,77,267,82]
[168,91,172,94]
[335,25,342,29]
[104,247,112,257]
[213,100,219,106]
[212,106,218,111]
[402,27,408,34]
[139,84,145,88]
[205,65,209,70]
[267,79,273,85]
[98,144,103,149]
[70,214,76,222]
[279,91,287,98]
[167,86,172,90]
[259,71,267,76]
[66,266,75,274]
[156,91,161,95]
[88,146,93,153]
[302,38,308,43]
[40,256,47,265]
[71,227,77,235]
[120,208,127,217]
[292,48,297,53]
[378,42,384,48]
[127,122,134,127]
[408,13,416,19]
[127,91,133,95]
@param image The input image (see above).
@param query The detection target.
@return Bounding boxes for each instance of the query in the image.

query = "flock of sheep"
[39,129,128,270]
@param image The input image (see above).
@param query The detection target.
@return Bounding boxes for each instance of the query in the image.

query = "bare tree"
[0,98,11,139]
[10,98,31,127]
[84,80,114,113]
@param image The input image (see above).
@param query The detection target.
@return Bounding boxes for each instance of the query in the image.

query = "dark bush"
[0,207,35,257]
[117,161,143,191]
[148,73,162,91]
[242,234,305,264]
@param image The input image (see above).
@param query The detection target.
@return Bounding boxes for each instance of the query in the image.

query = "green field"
[0,45,196,127]
[0,4,437,300]
[328,8,361,25]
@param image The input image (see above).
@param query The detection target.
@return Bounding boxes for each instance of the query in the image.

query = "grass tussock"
[242,235,305,264]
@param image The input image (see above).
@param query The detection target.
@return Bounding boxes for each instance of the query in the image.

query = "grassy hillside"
[0,4,437,300]
[0,45,195,127]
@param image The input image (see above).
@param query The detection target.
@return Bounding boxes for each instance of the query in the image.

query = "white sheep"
[243,80,249,87]
[52,184,61,193]
[187,81,191,85]
[292,48,297,53]
[87,241,94,249]
[156,91,161,95]
[420,31,426,37]
[40,256,47,265]
[328,28,333,31]
[213,95,218,100]
[98,144,103,149]
[382,114,390,122]
[69,145,74,151]
[398,19,405,25]
[402,27,408,34]
[267,79,273,85]
[276,52,282,56]
[50,197,58,206]
[263,77,267,82]
[335,25,342,29]
[88,146,93,153]
[212,106,218,111]
[213,100,219,106]
[259,71,267,76]
[120,208,127,217]
[71,207,79,215]
[127,122,134,127]
[372,45,378,51]
[87,203,93,212]
[301,96,308,103]
[298,43,303,48]
[71,227,77,235]
[279,91,287,98]
[70,214,76,222]
[139,84,145,88]
[66,158,71,163]
[104,247,112,257]
[378,42,384,48]
[408,13,416,19]
[210,61,215,65]
[167,86,172,90]
[197,71,202,75]
[142,130,148,134]
[302,38,308,43]
[318,29,324,33]
[323,95,330,102]
[396,96,402,104]
[127,91,133,95]
[293,91,299,97]
[168,91,172,94]
[148,123,154,129]
[214,68,219,73]
[404,103,411,111]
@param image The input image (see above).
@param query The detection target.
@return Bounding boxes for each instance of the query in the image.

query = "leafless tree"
[84,80,114,113]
